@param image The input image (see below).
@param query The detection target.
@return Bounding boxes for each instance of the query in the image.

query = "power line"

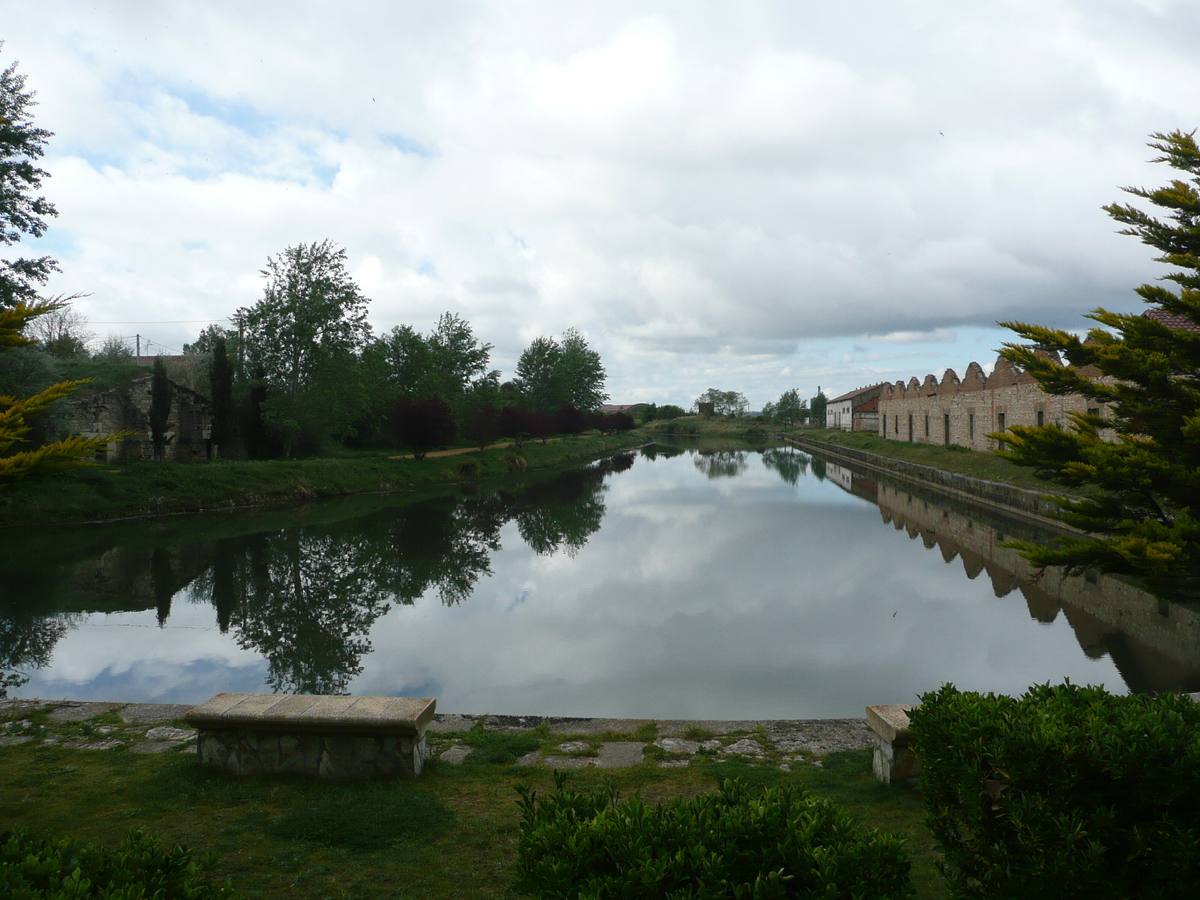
[88,318,228,325]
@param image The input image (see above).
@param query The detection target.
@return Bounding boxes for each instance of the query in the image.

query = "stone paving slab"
[597,742,644,768]
[439,745,472,765]
[119,704,194,726]
[0,735,35,747]
[46,702,125,724]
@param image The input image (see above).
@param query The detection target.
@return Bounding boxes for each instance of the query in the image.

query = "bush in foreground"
[0,827,230,898]
[910,682,1200,899]
[515,775,913,898]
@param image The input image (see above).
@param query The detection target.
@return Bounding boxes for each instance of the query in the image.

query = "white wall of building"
[826,399,853,430]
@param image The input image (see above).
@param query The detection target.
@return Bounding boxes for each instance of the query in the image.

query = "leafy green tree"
[514,336,564,411]
[0,48,57,309]
[94,335,132,360]
[557,328,607,410]
[996,130,1200,593]
[209,337,233,451]
[148,357,171,460]
[810,387,828,426]
[775,389,807,425]
[239,241,370,456]
[695,388,748,417]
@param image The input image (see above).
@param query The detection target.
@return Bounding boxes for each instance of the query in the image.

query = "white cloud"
[2,0,1196,406]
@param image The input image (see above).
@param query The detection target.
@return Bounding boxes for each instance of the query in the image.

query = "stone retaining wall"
[786,435,1069,526]
[197,728,427,779]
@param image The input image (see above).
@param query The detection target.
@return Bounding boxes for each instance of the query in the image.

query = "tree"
[239,241,371,456]
[810,387,828,426]
[695,388,749,417]
[209,337,233,451]
[1,300,110,480]
[27,296,91,357]
[463,402,500,450]
[556,328,607,411]
[148,357,171,460]
[514,336,564,411]
[995,130,1200,593]
[775,389,807,425]
[94,335,132,360]
[388,396,455,459]
[0,48,58,309]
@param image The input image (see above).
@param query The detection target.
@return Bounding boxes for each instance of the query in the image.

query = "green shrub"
[515,775,913,898]
[463,723,540,765]
[910,683,1200,899]
[0,827,230,898]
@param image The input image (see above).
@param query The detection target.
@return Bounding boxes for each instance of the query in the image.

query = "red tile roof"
[829,383,884,404]
[1144,308,1200,333]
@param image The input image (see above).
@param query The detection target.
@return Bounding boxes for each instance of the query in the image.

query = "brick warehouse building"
[876,352,1113,451]
[877,309,1199,451]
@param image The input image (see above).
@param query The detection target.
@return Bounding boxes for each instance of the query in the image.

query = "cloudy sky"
[4,1,1196,406]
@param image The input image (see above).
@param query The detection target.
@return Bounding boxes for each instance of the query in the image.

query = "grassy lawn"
[0,432,643,528]
[0,733,944,899]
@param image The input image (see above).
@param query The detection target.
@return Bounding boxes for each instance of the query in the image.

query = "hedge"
[515,774,913,898]
[909,682,1200,899]
[0,827,230,898]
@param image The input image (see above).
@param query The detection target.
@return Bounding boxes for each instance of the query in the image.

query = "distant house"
[67,374,214,461]
[601,403,650,416]
[825,384,884,432]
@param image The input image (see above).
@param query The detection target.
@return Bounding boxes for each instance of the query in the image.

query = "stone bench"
[185,693,436,779]
[866,704,918,784]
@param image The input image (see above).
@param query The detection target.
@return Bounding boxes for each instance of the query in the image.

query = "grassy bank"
[0,432,643,528]
[0,724,945,899]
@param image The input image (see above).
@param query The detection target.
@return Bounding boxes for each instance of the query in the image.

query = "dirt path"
[388,438,561,461]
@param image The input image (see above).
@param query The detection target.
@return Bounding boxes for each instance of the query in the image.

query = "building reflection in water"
[817,458,1200,693]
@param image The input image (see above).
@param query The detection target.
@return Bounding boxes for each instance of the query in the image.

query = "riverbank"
[0,697,944,898]
[0,432,643,528]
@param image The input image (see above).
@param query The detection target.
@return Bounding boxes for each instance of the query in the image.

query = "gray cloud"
[3,0,1195,406]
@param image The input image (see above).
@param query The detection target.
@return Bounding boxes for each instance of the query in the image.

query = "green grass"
[794,428,1070,494]
[0,740,947,899]
[0,432,643,528]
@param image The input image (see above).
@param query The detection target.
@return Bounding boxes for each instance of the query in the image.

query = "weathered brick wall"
[877,355,1111,450]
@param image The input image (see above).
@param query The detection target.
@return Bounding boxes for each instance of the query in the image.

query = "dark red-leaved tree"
[389,396,454,459]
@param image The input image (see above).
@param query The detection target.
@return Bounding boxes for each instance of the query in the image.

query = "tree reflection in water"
[760,446,809,486]
[180,457,620,693]
[1,613,72,698]
[692,449,749,479]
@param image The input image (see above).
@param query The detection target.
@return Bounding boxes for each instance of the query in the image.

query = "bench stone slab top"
[185,693,436,735]
[865,704,915,745]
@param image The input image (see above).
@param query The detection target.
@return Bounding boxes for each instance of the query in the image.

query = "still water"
[4,445,1198,718]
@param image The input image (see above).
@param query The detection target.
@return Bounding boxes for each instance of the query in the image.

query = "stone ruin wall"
[66,375,212,462]
[877,355,1111,451]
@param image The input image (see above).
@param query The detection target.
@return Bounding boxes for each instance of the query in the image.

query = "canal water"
[4,444,1197,718]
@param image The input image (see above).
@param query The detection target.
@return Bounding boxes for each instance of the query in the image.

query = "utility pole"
[136,333,140,359]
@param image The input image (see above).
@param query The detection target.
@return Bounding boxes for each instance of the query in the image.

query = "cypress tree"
[149,357,171,460]
[997,130,1200,594]
[209,337,234,453]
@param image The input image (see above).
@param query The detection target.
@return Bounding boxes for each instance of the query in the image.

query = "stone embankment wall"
[877,354,1111,451]
[787,435,1065,523]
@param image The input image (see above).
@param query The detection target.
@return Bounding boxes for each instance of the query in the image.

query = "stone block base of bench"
[197,729,428,779]
[866,704,918,785]
[186,693,435,779]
